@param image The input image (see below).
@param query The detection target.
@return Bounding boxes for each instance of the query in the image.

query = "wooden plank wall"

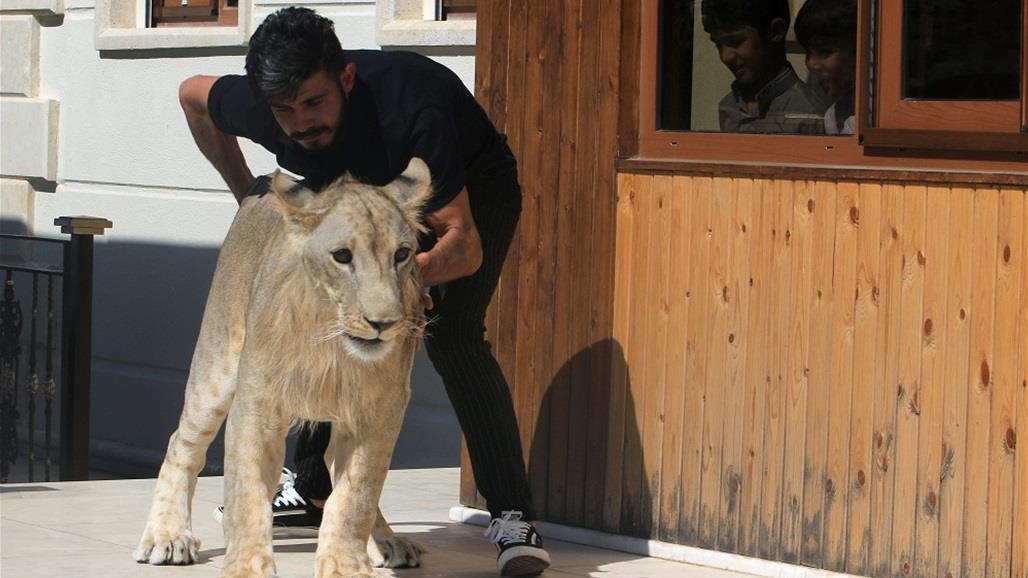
[609,172,1027,578]
[466,0,628,529]
[470,2,1027,577]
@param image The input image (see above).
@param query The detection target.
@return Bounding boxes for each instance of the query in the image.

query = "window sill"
[94,0,250,52]
[0,0,64,15]
[636,131,1028,181]
[95,27,247,51]
[377,18,475,47]
[617,156,1028,188]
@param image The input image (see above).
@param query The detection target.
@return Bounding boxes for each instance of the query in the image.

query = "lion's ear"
[384,157,433,217]
[269,170,335,225]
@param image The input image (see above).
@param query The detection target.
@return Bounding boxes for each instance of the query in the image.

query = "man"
[702,0,826,133]
[179,7,549,576]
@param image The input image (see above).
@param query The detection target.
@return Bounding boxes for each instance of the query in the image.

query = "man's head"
[246,7,355,150]
[701,0,791,90]
[795,0,856,100]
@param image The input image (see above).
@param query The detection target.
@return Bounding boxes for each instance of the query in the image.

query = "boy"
[795,0,857,135]
[702,0,827,133]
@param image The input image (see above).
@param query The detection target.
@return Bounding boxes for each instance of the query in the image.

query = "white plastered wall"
[3,0,474,476]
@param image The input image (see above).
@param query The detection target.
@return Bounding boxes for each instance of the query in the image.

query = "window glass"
[659,0,857,135]
[903,0,1021,100]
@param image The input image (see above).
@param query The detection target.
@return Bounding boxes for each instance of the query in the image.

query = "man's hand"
[179,75,255,204]
[416,188,482,288]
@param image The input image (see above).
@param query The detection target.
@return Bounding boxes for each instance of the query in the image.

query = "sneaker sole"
[213,506,320,531]
[499,547,551,577]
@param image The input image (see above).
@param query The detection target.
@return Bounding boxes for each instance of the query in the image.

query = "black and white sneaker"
[212,467,323,528]
[484,511,551,576]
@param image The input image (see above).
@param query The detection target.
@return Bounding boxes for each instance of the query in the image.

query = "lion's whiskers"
[315,321,348,344]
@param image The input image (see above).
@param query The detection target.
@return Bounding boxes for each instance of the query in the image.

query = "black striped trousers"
[293,170,535,520]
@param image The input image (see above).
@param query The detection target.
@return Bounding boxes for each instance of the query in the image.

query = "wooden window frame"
[150,0,238,28]
[861,0,1028,151]
[439,0,476,21]
[633,0,1027,172]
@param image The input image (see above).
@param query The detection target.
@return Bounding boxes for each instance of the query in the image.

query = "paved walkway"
[1,468,760,578]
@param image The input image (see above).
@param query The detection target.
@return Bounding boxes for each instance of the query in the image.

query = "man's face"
[805,47,855,101]
[269,66,353,151]
[709,23,782,90]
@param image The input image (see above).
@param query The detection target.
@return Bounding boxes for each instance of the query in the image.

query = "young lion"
[134,158,432,578]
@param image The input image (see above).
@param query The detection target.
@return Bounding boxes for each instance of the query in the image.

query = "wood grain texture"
[845,182,882,575]
[986,189,1024,578]
[890,185,927,578]
[869,184,905,577]
[937,187,973,578]
[962,188,1000,578]
[739,179,774,557]
[823,182,859,571]
[801,180,838,568]
[1013,192,1028,578]
[656,174,693,542]
[603,176,1023,577]
[678,176,714,545]
[473,5,1027,576]
[780,180,813,563]
[716,177,752,553]
[697,177,735,549]
[913,186,950,578]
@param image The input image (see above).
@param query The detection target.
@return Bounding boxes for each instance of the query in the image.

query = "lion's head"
[263,158,432,363]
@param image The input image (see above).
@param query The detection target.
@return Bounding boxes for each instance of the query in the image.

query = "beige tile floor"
[1,468,760,578]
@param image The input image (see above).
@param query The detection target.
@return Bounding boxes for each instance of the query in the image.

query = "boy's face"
[709,20,786,90]
[805,47,855,101]
[269,63,356,151]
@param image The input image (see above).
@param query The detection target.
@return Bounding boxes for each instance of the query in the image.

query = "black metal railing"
[0,216,111,483]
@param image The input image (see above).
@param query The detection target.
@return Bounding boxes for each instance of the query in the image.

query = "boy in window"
[795,0,857,135]
[702,0,827,134]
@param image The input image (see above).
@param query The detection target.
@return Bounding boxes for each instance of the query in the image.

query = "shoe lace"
[484,510,531,544]
[273,468,307,508]
[277,467,295,490]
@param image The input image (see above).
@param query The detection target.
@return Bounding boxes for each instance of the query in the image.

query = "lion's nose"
[365,318,398,334]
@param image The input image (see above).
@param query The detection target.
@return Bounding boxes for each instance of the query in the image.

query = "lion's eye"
[394,247,411,263]
[332,248,353,264]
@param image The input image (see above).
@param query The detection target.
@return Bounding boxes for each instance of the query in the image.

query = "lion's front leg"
[134,372,236,565]
[315,425,401,578]
[220,391,288,578]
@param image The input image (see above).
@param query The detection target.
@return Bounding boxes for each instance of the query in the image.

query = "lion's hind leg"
[135,348,240,565]
[367,508,426,568]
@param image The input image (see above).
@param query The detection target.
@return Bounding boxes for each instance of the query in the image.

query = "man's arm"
[179,75,255,204]
[415,188,482,288]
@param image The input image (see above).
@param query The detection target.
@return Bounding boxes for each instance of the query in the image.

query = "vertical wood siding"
[471,2,1026,576]
[468,0,627,526]
[603,173,1027,577]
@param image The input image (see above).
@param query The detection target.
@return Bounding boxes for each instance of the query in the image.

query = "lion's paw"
[221,551,276,578]
[370,535,426,568]
[134,526,201,565]
[316,552,380,578]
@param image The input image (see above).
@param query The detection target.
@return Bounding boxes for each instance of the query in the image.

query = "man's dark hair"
[794,0,856,53]
[701,0,792,36]
[245,7,346,101]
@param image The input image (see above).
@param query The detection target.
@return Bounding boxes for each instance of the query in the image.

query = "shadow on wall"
[527,339,652,538]
[77,239,459,478]
[0,218,30,236]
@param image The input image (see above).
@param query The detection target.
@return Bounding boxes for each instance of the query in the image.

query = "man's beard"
[291,126,332,148]
[290,86,348,151]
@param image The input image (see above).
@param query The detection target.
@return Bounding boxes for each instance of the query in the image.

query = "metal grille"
[0,217,109,482]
